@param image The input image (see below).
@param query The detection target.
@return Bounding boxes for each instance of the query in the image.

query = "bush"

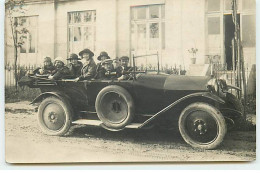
[5,86,41,103]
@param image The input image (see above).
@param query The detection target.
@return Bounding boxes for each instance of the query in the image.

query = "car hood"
[136,74,211,91]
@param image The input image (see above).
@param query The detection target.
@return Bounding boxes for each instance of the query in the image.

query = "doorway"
[224,14,240,70]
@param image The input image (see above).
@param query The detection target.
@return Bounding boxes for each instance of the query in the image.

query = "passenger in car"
[74,48,97,82]
[96,59,116,79]
[95,51,112,76]
[67,53,83,77]
[116,56,133,80]
[33,56,56,75]
[48,57,71,80]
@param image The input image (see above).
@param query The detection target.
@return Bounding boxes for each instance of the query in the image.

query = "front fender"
[139,92,224,128]
[30,92,71,105]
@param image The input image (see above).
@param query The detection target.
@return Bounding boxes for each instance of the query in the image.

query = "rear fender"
[30,92,71,105]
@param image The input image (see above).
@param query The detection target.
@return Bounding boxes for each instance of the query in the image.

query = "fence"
[5,64,36,89]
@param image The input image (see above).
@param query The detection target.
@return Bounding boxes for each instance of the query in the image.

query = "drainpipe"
[54,0,57,58]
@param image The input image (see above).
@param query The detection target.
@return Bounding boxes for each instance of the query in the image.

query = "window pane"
[28,29,35,53]
[137,24,146,50]
[149,23,159,50]
[19,34,27,53]
[162,22,165,49]
[19,17,27,27]
[225,0,232,11]
[208,0,220,12]
[74,12,81,23]
[131,24,135,51]
[83,26,93,41]
[68,13,73,24]
[150,23,159,38]
[74,27,81,41]
[83,26,93,48]
[161,5,165,19]
[69,27,72,42]
[137,6,146,19]
[242,15,255,47]
[83,11,92,22]
[93,11,96,22]
[242,0,255,10]
[28,16,37,27]
[208,17,220,34]
[149,5,159,19]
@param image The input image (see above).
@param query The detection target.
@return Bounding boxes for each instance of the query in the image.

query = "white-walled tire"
[178,102,227,150]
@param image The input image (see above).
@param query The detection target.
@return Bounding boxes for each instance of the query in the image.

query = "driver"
[96,59,116,79]
[116,56,133,80]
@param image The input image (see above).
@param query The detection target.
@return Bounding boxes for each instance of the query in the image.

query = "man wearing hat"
[67,53,83,77]
[96,51,112,76]
[116,56,133,80]
[48,57,71,80]
[95,59,116,79]
[33,56,55,75]
[74,48,96,81]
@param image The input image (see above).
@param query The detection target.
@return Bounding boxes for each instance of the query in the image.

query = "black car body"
[19,72,243,149]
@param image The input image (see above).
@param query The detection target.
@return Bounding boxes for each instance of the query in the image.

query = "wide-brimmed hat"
[79,49,94,57]
[54,57,66,65]
[97,51,110,61]
[119,56,129,61]
[67,53,80,60]
[101,59,113,65]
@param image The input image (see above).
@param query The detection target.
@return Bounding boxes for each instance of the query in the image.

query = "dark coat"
[116,66,133,78]
[67,61,83,77]
[79,58,97,80]
[52,66,71,80]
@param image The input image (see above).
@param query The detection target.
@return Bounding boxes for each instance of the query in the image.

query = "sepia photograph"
[4,0,256,163]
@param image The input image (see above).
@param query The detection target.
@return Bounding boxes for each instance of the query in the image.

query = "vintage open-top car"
[19,56,243,150]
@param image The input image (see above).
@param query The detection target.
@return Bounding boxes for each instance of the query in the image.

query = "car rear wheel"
[95,85,135,129]
[178,102,227,150]
[38,97,72,136]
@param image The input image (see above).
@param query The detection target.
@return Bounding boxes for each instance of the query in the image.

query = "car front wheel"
[178,102,226,150]
[38,97,72,136]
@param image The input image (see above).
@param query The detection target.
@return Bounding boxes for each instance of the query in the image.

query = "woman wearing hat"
[48,56,71,80]
[67,53,83,77]
[74,48,96,82]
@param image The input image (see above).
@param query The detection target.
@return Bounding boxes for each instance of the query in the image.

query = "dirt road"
[5,101,256,163]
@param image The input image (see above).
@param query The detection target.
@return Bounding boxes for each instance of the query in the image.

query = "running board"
[72,119,142,129]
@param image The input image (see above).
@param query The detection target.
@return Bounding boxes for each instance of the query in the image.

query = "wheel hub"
[194,119,207,135]
[48,112,58,123]
[112,101,121,113]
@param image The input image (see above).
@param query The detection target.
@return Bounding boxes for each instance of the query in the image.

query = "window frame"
[130,4,165,52]
[67,10,96,56]
[15,15,38,54]
[205,0,255,64]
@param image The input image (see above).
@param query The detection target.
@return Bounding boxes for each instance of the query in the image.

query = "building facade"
[5,0,255,76]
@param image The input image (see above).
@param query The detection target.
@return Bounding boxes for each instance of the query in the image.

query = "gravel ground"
[5,101,256,163]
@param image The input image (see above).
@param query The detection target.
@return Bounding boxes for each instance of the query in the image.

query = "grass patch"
[5,86,41,103]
